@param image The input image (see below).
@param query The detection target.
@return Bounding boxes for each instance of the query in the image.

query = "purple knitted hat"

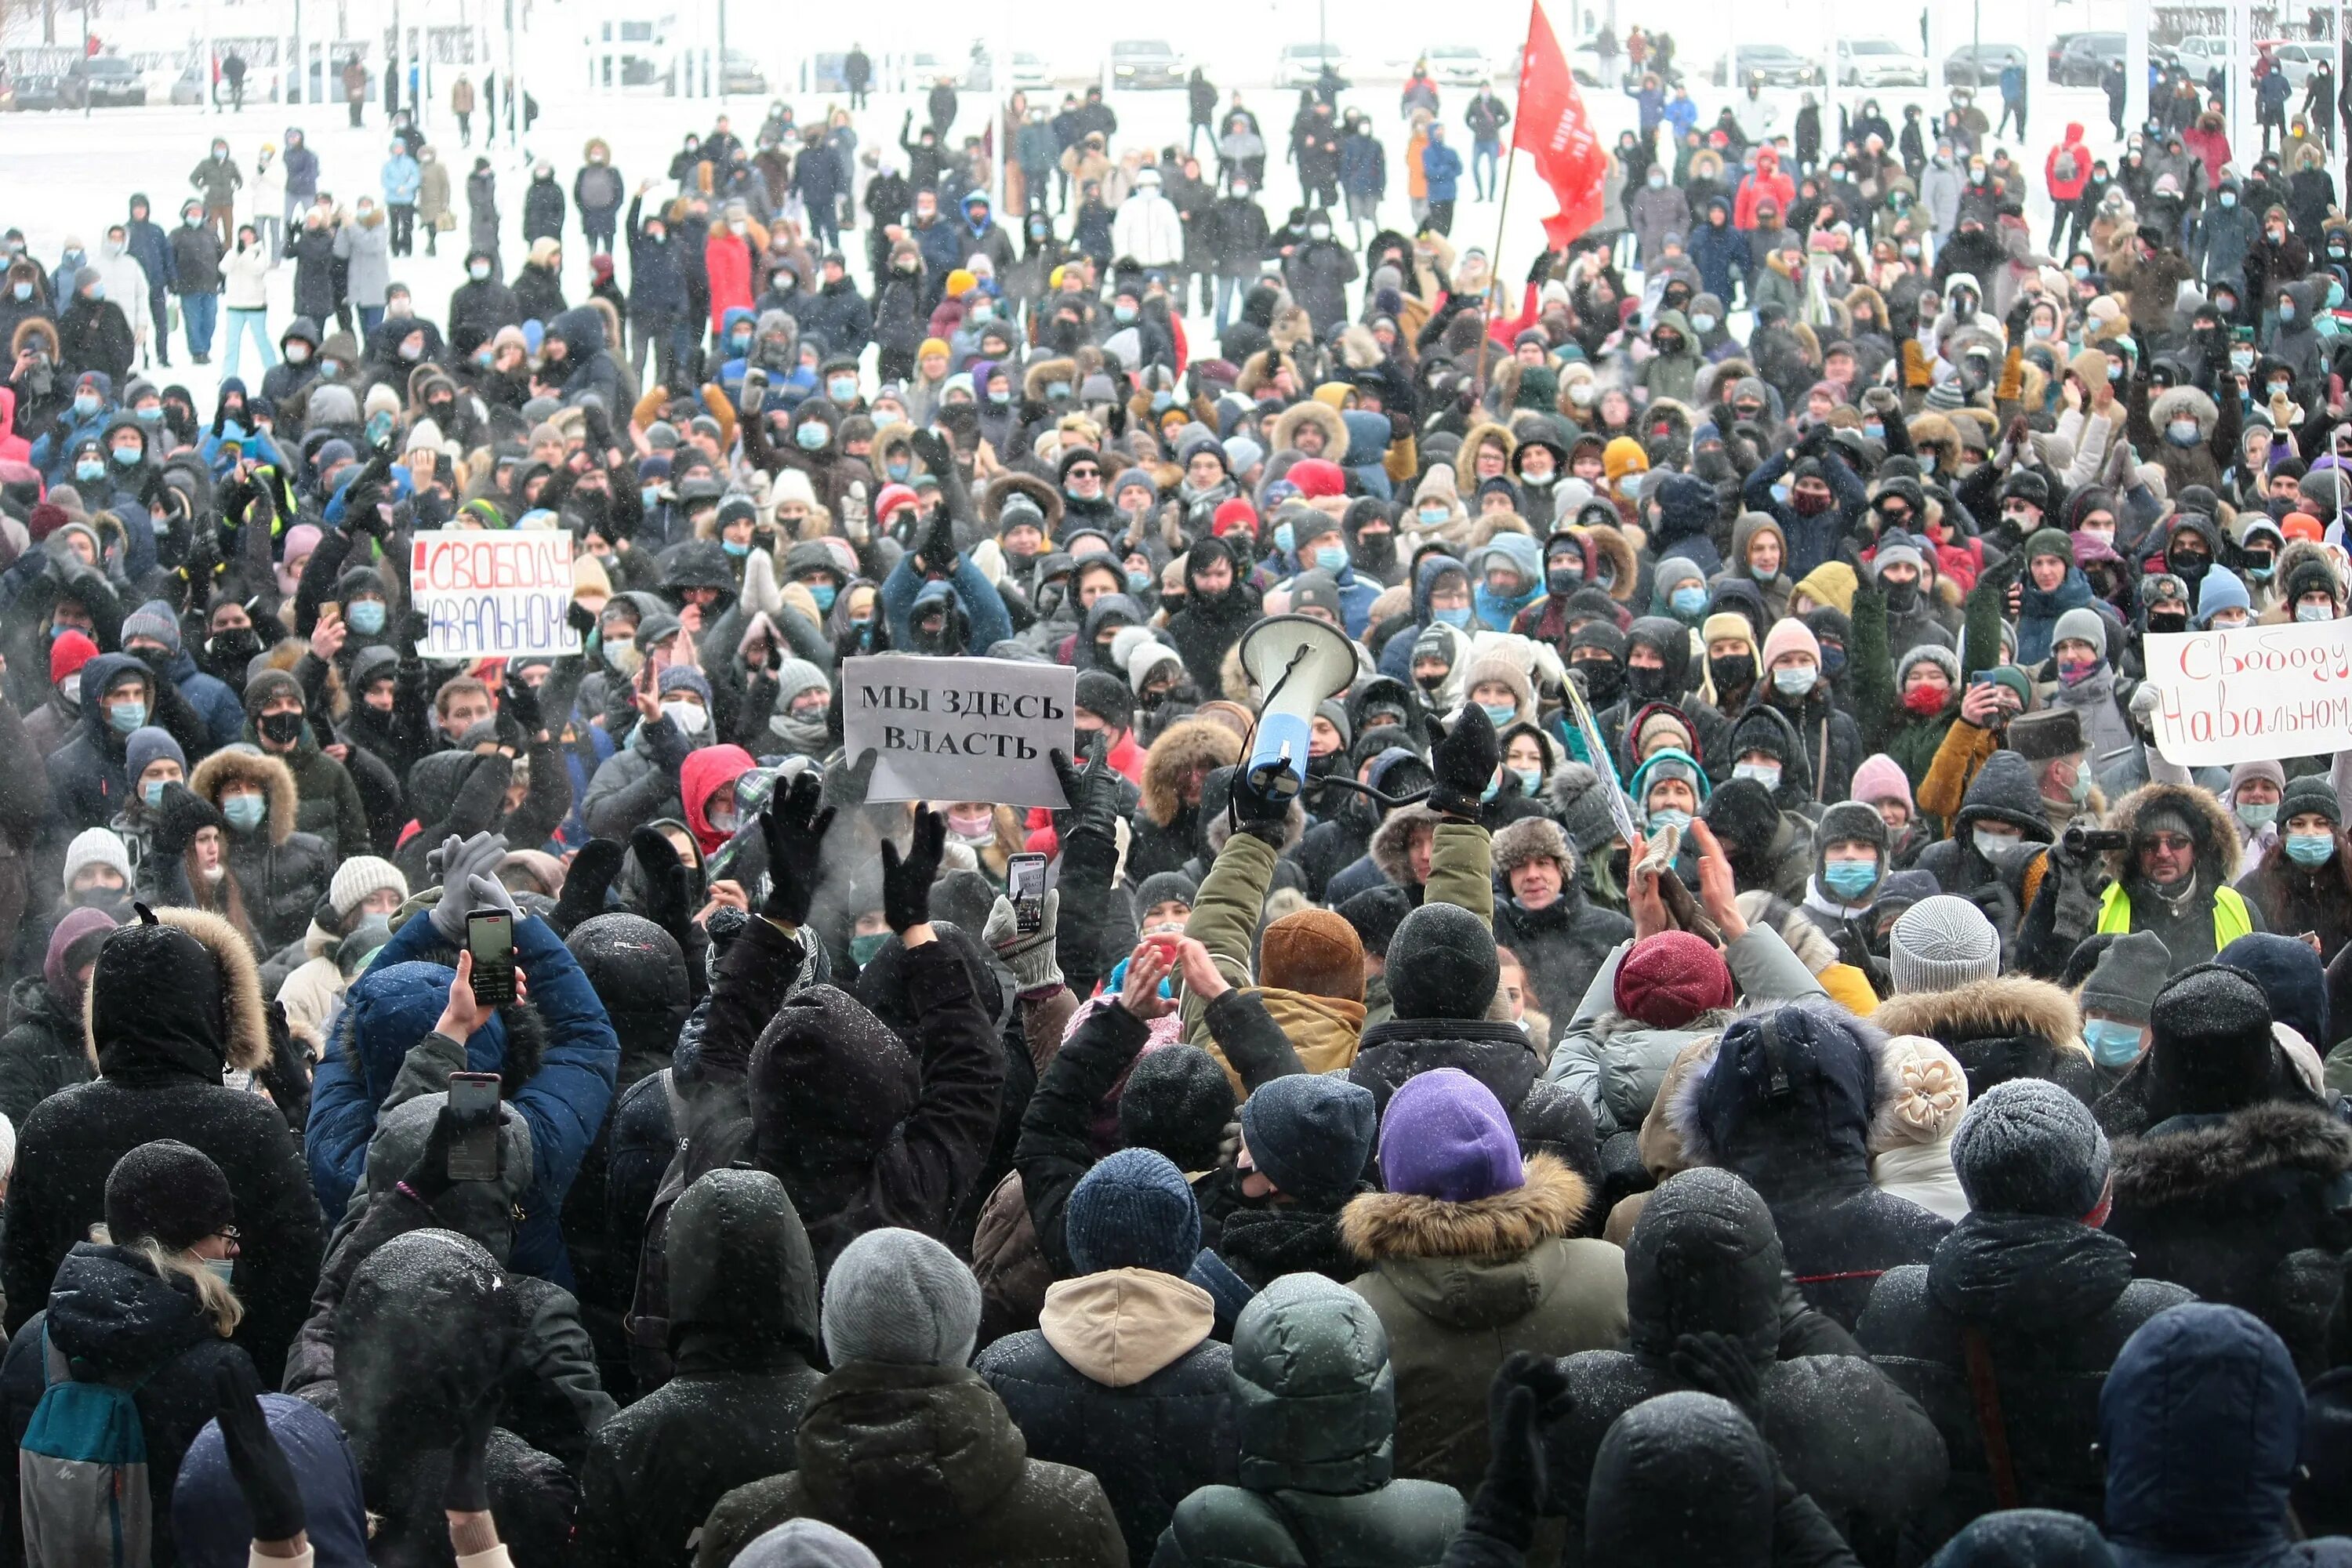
[1377,1068,1524,1203]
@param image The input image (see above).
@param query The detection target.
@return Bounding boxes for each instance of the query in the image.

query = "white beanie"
[62,828,132,891]
[1889,895,2002,994]
[328,855,409,920]
[1869,1035,1971,1153]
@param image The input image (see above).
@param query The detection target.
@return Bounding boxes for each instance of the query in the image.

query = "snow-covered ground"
[0,27,2120,408]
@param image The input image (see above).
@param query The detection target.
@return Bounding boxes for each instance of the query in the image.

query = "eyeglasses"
[1066,466,1101,479]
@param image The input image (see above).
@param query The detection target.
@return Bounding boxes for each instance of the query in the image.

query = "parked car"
[1943,42,2027,85]
[2171,34,2228,74]
[1836,38,1929,86]
[60,54,147,107]
[1109,39,1184,89]
[167,64,206,104]
[1,70,66,111]
[1424,44,1490,85]
[2051,31,2126,85]
[965,49,1053,91]
[1277,42,1347,88]
[1711,43,1823,87]
[719,49,766,94]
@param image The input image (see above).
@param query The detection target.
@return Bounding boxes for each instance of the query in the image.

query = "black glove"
[440,1376,499,1514]
[212,1362,307,1543]
[216,472,259,526]
[549,837,623,935]
[579,399,613,452]
[738,365,768,415]
[916,507,958,575]
[821,746,879,812]
[399,609,430,659]
[759,769,836,924]
[626,824,695,947]
[566,600,597,641]
[152,781,224,861]
[1526,247,1558,287]
[1471,1350,1571,1534]
[880,807,946,933]
[1670,1330,1766,1427]
[1426,706,1500,819]
[244,479,277,533]
[908,427,953,476]
[1796,421,1832,458]
[1050,739,1123,844]
[501,675,543,739]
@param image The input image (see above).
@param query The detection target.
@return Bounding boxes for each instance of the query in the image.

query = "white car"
[1277,42,1346,88]
[1837,38,1930,87]
[1423,45,1490,86]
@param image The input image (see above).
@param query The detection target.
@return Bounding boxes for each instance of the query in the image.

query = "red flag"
[1512,2,1608,248]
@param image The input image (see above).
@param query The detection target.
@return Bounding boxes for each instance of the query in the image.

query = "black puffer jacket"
[0,1243,256,1568]
[575,1168,824,1568]
[1581,1390,1864,1568]
[186,747,335,952]
[0,975,90,1127]
[1544,1169,1946,1564]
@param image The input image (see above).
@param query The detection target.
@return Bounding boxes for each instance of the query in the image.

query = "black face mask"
[2169,553,2210,590]
[1355,531,1395,568]
[206,626,261,673]
[1547,566,1583,597]
[2147,610,2188,634]
[1625,660,1677,704]
[1577,659,1624,708]
[1415,670,1448,695]
[1710,653,1755,694]
[1883,579,1921,613]
[258,710,305,746]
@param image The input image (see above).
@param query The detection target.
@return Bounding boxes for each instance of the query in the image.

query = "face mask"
[1773,665,1817,697]
[990,389,1014,405]
[2168,417,2204,445]
[1433,605,1472,628]
[258,710,305,746]
[1047,379,1073,399]
[1523,470,1555,489]
[2231,348,2255,372]
[1547,566,1582,597]
[1973,828,2017,862]
[1273,523,1296,554]
[1733,760,1780,792]
[2286,830,2338,866]
[73,393,100,419]
[285,343,311,365]
[829,377,858,402]
[2237,801,2278,829]
[969,303,995,324]
[796,580,836,615]
[1670,585,1707,618]
[1711,654,1755,692]
[1113,303,1139,324]
[1647,807,1691,836]
[2220,191,2238,208]
[849,931,891,965]
[1312,544,1348,573]
[795,423,828,451]
[140,777,171,809]
[722,538,751,557]
[1480,701,1518,727]
[1689,312,1718,333]
[2083,1017,2144,1068]
[223,793,268,830]
[1418,506,1450,527]
[1647,172,1667,188]
[601,636,637,672]
[1822,859,1878,901]
[946,808,995,844]
[2298,602,2335,622]
[8,283,25,302]
[661,699,709,735]
[76,459,105,483]
[112,445,140,468]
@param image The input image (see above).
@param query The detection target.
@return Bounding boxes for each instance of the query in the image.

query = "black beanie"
[1386,902,1501,1020]
[106,1139,234,1250]
[2147,963,2277,1116]
[1118,1044,1237,1172]
[1338,884,1413,958]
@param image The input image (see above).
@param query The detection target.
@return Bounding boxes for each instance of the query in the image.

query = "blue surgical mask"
[140,779,168,808]
[9,283,27,302]
[1313,543,1347,572]
[1480,701,1517,727]
[2281,303,2298,321]
[1669,585,1706,617]
[1273,523,1294,554]
[1113,304,1138,323]
[1433,605,1472,628]
[1646,807,1691,836]
[1152,390,1176,412]
[347,600,387,635]
[848,931,891,965]
[112,444,141,466]
[1863,421,1885,440]
[2299,603,2335,622]
[969,303,995,324]
[829,376,858,401]
[1417,506,1449,526]
[795,423,828,450]
[223,792,267,830]
[1773,666,1817,697]
[886,459,910,480]
[1690,313,1717,332]
[808,582,837,612]
[134,405,163,423]
[1509,766,1541,795]
[641,485,662,510]
[73,393,100,417]
[107,702,147,733]
[1126,568,1152,592]
[2082,1017,2144,1068]
[76,459,106,483]
[722,538,750,557]
[1821,859,1878,900]
[2237,801,2278,829]
[2286,830,2337,866]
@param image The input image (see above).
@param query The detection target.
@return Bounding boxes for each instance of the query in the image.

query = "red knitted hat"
[1613,931,1735,1028]
[1288,458,1347,499]
[28,502,67,542]
[1213,496,1258,535]
[49,629,98,688]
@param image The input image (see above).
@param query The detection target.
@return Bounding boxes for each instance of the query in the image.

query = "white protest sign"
[843,655,1075,808]
[408,530,584,659]
[2143,619,2352,766]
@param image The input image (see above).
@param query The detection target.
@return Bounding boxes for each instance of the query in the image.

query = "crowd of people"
[0,26,2348,1568]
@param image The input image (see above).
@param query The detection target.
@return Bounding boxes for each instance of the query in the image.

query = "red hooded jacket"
[1733,150,1794,231]
[2045,125,2092,202]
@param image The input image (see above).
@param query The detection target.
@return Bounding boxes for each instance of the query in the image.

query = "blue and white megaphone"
[1235,613,1363,809]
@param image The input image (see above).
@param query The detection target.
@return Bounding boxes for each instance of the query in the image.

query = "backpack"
[17,1330,155,1568]
[2054,147,2082,184]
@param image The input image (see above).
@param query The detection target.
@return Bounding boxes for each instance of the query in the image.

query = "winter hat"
[1758,617,1820,670]
[1849,753,1913,811]
[2052,605,2109,659]
[1239,1073,1377,1204]
[1925,1512,2117,1568]
[123,725,186,785]
[1950,1078,2111,1217]
[328,855,408,920]
[1065,1147,1202,1276]
[2146,963,2277,1115]
[120,601,182,654]
[2281,774,2341,826]
[1117,1045,1236,1171]
[1889,895,2002,993]
[1258,909,1364,1002]
[1613,931,1734,1027]
[1336,884,1413,958]
[735,1521,883,1568]
[1073,670,1131,729]
[1550,762,1624,855]
[49,629,99,688]
[1817,800,1890,859]
[1385,902,1499,1019]
[1868,1035,1969,1153]
[104,1139,234,1250]
[819,1227,982,1369]
[62,827,132,890]
[2216,932,2328,1050]
[2195,565,2252,625]
[655,663,713,709]
[1375,1068,1523,1203]
[2080,931,2170,1023]
[1134,870,1200,914]
[44,906,118,1000]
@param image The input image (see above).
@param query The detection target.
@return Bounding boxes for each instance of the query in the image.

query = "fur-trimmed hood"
[1370,804,1444,886]
[2150,383,2220,440]
[85,906,272,1075]
[2102,779,2241,887]
[1575,521,1640,602]
[1270,399,1349,463]
[1454,419,1517,496]
[2111,1100,2352,1207]
[1022,355,1078,402]
[1340,1153,1589,1261]
[1138,718,1240,828]
[188,747,301,846]
[1872,975,2089,1061]
[981,470,1064,534]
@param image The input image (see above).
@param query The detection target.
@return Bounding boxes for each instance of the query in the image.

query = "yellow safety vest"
[2096,881,2255,948]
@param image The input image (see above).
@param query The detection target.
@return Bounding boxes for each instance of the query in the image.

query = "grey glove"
[466,872,521,923]
[983,890,1063,994]
[426,831,510,943]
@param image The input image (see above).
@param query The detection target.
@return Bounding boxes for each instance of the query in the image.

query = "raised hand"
[880,805,946,934]
[1426,705,1501,818]
[757,769,835,924]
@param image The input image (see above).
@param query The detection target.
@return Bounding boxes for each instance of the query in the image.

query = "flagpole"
[1475,2,1537,394]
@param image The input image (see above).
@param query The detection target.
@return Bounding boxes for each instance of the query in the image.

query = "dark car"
[60,54,147,107]
[2,71,66,110]
[1943,42,2027,85]
[1710,44,1824,87]
[2053,31,2128,85]
[1109,39,1185,89]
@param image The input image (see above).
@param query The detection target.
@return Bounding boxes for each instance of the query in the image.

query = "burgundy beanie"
[1614,932,1736,1028]
[1377,1068,1524,1203]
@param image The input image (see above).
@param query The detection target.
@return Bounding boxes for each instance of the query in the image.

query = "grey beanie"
[820,1227,982,1369]
[2052,605,2109,659]
[1549,761,1623,855]
[2079,930,2170,1023]
[1950,1078,2111,1216]
[2281,773,2342,826]
[1889,895,2002,993]
[736,1521,881,1568]
[1134,869,1200,913]
[1239,1073,1376,1205]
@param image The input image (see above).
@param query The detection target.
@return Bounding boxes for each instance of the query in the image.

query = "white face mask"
[201,1257,236,1284]
[661,699,709,735]
[1733,760,1781,792]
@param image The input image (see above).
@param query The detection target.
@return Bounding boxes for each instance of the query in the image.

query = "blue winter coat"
[303,910,619,1284]
[162,647,245,752]
[880,555,1014,654]
[1423,142,1463,202]
[1377,553,1474,681]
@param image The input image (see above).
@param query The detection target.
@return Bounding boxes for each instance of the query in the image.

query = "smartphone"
[1008,852,1047,937]
[446,1071,503,1184]
[466,909,515,1007]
